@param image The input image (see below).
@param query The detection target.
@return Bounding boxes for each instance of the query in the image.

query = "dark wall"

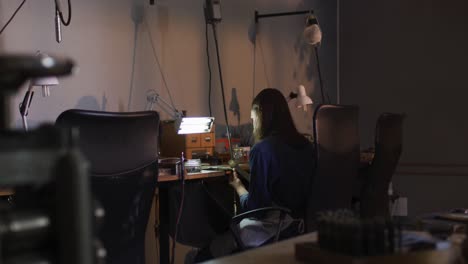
[340,0,468,215]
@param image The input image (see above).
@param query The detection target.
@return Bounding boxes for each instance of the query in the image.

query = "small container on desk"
[158,158,182,176]
[184,159,202,173]
[215,138,240,155]
[233,146,250,163]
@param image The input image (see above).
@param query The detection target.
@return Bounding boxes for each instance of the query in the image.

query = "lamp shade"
[30,52,60,97]
[303,14,322,46]
[296,85,313,110]
[31,76,59,86]
[30,76,59,97]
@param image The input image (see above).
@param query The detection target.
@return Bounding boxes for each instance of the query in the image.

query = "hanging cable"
[257,36,271,88]
[55,0,72,26]
[170,154,186,264]
[144,17,177,110]
[206,22,213,116]
[211,23,233,157]
[252,28,257,101]
[314,46,330,103]
[0,0,27,35]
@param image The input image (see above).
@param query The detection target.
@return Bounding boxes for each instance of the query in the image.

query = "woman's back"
[247,136,315,218]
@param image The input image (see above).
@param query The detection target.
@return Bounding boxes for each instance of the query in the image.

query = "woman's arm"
[229,170,248,197]
[232,145,274,212]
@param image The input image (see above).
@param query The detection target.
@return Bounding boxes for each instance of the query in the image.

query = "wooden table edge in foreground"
[295,241,459,264]
[202,232,317,264]
[202,231,460,264]
[0,189,14,196]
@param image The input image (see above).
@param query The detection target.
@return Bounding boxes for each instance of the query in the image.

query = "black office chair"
[360,113,405,218]
[56,109,160,264]
[306,104,360,231]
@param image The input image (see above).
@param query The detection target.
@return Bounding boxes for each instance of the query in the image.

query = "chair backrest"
[360,113,405,218]
[306,104,360,231]
[56,109,160,264]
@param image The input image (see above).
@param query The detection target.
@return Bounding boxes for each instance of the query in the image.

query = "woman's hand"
[228,169,243,188]
[229,169,248,196]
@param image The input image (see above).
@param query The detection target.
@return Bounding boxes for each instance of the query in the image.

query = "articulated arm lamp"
[146,89,214,134]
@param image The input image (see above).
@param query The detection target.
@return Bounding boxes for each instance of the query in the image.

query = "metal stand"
[19,83,34,131]
[209,22,233,158]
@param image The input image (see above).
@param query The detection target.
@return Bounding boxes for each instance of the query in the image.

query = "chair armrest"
[232,206,291,223]
[230,206,292,251]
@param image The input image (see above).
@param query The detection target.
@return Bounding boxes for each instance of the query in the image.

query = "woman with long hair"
[229,88,314,219]
[189,88,315,263]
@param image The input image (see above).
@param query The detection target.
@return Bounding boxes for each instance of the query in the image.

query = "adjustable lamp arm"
[255,10,312,23]
[146,90,183,120]
[19,82,35,131]
[19,82,34,116]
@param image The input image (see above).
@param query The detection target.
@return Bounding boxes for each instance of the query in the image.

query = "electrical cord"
[205,22,213,116]
[257,36,271,88]
[314,46,330,103]
[144,16,177,110]
[55,0,72,26]
[252,28,257,101]
[211,22,233,157]
[0,0,27,35]
[153,191,160,264]
[170,154,186,264]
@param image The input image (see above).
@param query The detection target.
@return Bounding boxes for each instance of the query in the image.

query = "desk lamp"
[146,89,214,134]
[19,53,60,131]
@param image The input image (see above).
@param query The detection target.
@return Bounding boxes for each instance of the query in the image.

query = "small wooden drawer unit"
[200,133,215,147]
[160,121,215,160]
[185,134,201,148]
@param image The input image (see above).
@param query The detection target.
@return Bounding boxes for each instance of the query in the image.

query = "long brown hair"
[252,88,308,146]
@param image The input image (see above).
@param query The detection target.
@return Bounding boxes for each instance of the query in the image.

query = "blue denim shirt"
[239,136,315,218]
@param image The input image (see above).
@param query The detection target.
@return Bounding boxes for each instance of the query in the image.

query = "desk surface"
[202,232,316,264]
[158,170,227,182]
[0,170,227,196]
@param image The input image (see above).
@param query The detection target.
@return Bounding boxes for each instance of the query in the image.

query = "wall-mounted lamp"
[288,85,313,111]
[303,12,322,46]
[254,9,327,104]
[146,89,214,134]
[254,9,322,45]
